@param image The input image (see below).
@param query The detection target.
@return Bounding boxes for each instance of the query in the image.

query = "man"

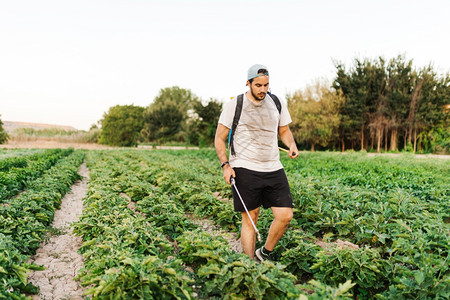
[214,64,298,261]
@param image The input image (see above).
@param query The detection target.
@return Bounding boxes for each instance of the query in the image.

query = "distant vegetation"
[0,116,9,144]
[1,55,448,153]
[99,105,145,147]
[5,127,100,144]
[331,55,449,153]
[98,86,222,148]
[289,55,449,154]
[99,55,448,153]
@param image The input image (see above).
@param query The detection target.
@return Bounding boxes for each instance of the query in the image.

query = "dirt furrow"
[27,162,89,300]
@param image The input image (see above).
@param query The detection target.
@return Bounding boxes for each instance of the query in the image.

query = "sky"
[1,0,449,131]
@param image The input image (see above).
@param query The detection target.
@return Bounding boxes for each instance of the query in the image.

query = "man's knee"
[241,209,259,225]
[284,210,293,224]
[275,208,293,224]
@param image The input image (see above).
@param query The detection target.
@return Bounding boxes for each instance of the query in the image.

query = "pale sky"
[1,0,449,130]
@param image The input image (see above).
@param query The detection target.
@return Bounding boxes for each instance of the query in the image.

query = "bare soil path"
[27,162,89,300]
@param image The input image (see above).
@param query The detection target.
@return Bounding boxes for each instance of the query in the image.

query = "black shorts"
[231,167,293,212]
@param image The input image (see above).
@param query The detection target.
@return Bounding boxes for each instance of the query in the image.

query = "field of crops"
[1,148,449,299]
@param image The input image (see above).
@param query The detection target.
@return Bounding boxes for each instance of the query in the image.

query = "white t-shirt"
[218,93,292,172]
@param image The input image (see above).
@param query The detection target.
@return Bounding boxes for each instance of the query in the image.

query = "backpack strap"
[229,94,244,156]
[267,91,282,113]
[228,92,281,156]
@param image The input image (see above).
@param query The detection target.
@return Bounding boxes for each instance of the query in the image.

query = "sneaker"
[255,247,275,262]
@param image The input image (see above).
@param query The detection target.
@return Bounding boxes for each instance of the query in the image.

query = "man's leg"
[264,207,293,251]
[240,207,260,258]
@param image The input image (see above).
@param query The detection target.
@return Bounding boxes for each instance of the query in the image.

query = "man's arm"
[214,123,235,184]
[278,125,299,159]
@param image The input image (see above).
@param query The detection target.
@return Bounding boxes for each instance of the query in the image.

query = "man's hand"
[223,164,236,185]
[289,146,299,159]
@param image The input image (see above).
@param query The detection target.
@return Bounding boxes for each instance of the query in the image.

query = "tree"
[288,80,344,151]
[413,69,450,153]
[0,115,8,144]
[99,105,145,147]
[333,58,376,151]
[333,63,359,151]
[143,86,198,143]
[144,103,185,143]
[335,57,389,152]
[187,98,222,146]
[384,55,415,151]
[366,57,388,153]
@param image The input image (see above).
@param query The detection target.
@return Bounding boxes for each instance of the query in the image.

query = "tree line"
[279,55,449,154]
[289,55,449,153]
[1,55,448,153]
[331,55,449,153]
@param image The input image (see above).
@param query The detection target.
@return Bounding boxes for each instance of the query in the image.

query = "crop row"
[0,149,74,202]
[0,150,85,299]
[73,150,353,299]
[0,149,45,170]
[0,149,43,160]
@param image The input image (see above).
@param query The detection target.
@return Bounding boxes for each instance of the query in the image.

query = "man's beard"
[251,89,266,101]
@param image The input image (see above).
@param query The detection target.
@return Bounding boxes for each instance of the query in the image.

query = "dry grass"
[2,139,114,150]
